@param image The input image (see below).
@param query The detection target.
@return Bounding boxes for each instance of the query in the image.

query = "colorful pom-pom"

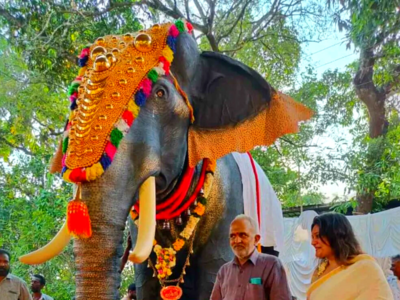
[175,20,185,33]
[100,153,112,170]
[148,69,159,83]
[86,163,104,181]
[110,128,124,148]
[169,25,180,38]
[186,22,193,33]
[78,56,88,67]
[135,90,147,107]
[105,142,117,160]
[79,47,90,59]
[167,36,177,53]
[62,137,69,154]
[122,110,134,126]
[140,78,153,96]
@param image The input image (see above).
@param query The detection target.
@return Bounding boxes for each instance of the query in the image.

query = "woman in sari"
[307,213,393,300]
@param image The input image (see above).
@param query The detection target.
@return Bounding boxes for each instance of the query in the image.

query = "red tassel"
[67,184,92,238]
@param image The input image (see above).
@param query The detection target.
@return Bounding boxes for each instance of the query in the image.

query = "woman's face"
[311,225,334,259]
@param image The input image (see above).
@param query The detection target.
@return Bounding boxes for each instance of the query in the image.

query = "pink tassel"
[140,78,152,96]
[105,142,117,160]
[62,154,67,167]
[169,25,179,38]
[79,48,90,58]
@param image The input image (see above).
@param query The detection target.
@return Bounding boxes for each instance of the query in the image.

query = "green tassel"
[147,69,159,83]
[175,20,185,32]
[197,196,207,205]
[68,82,80,96]
[62,137,69,154]
[110,128,123,147]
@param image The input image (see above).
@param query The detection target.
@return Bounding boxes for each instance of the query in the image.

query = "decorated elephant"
[20,20,312,300]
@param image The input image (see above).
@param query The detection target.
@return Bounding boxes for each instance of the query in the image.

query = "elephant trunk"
[74,184,126,300]
[74,176,157,300]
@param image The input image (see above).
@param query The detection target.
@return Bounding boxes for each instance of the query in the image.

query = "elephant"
[19,20,312,300]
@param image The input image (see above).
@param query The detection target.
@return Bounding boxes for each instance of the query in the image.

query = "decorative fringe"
[67,184,92,238]
[62,20,194,183]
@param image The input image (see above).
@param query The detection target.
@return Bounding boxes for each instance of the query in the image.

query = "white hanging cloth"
[232,152,284,252]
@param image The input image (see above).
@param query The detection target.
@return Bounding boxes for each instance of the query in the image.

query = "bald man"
[210,215,291,300]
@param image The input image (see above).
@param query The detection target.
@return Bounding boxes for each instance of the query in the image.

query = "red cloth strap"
[247,152,261,228]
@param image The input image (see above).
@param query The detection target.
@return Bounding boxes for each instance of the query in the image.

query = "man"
[388,255,400,299]
[0,248,32,300]
[31,274,53,300]
[122,283,137,300]
[210,215,291,300]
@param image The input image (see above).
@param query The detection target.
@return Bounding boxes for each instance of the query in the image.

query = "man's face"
[229,219,260,261]
[128,289,137,299]
[391,259,400,279]
[0,253,10,277]
[31,278,43,293]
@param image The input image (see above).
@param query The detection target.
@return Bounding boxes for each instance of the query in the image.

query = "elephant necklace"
[131,159,216,299]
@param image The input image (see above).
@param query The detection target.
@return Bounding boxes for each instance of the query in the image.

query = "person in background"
[0,248,32,300]
[31,274,53,300]
[308,213,393,299]
[210,214,291,300]
[122,283,137,300]
[388,255,400,299]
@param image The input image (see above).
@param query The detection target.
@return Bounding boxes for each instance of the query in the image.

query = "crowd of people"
[1,212,400,299]
[0,249,53,300]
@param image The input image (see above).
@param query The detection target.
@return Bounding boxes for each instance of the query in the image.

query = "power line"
[315,53,357,69]
[310,41,343,55]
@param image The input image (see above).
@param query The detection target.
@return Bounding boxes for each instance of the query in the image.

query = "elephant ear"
[188,51,313,167]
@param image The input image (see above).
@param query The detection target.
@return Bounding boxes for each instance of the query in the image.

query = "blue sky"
[300,29,359,201]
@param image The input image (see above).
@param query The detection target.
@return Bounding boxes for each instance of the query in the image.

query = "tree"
[328,0,400,212]
[0,0,333,89]
[0,38,75,299]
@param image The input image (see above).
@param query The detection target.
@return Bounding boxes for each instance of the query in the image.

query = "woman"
[307,213,393,300]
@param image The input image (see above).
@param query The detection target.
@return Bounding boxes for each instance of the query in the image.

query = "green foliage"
[0,0,142,86]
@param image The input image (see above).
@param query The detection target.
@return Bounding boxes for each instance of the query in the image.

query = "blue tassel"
[70,100,77,110]
[100,154,112,170]
[135,90,147,107]
[61,166,68,175]
[78,56,88,67]
[167,36,176,53]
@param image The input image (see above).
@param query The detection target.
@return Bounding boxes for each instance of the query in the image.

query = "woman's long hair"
[312,213,362,263]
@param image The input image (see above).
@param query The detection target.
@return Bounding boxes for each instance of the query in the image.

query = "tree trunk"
[74,181,128,300]
[353,48,387,214]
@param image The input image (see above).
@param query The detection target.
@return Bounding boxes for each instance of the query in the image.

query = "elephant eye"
[156,89,165,98]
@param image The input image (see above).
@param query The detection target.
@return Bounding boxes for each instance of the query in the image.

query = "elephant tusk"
[19,222,71,265]
[129,176,156,263]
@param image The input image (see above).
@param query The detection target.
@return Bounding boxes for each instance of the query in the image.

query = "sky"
[299,29,359,201]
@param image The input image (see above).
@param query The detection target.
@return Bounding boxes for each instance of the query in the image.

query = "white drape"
[281,207,400,300]
[232,152,284,252]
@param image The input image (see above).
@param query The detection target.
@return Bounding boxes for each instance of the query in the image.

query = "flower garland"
[131,159,216,284]
[132,193,207,281]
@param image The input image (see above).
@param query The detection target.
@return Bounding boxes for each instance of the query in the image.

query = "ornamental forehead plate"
[65,23,172,169]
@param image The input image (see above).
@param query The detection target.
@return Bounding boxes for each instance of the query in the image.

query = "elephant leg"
[135,263,162,300]
[195,155,244,300]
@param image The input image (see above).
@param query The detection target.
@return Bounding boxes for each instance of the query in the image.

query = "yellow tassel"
[62,169,73,183]
[162,46,174,63]
[67,184,92,239]
[127,100,140,117]
[78,66,87,76]
[86,163,104,181]
[257,243,262,253]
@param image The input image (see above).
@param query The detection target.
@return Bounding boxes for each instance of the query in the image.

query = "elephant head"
[20,20,312,299]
